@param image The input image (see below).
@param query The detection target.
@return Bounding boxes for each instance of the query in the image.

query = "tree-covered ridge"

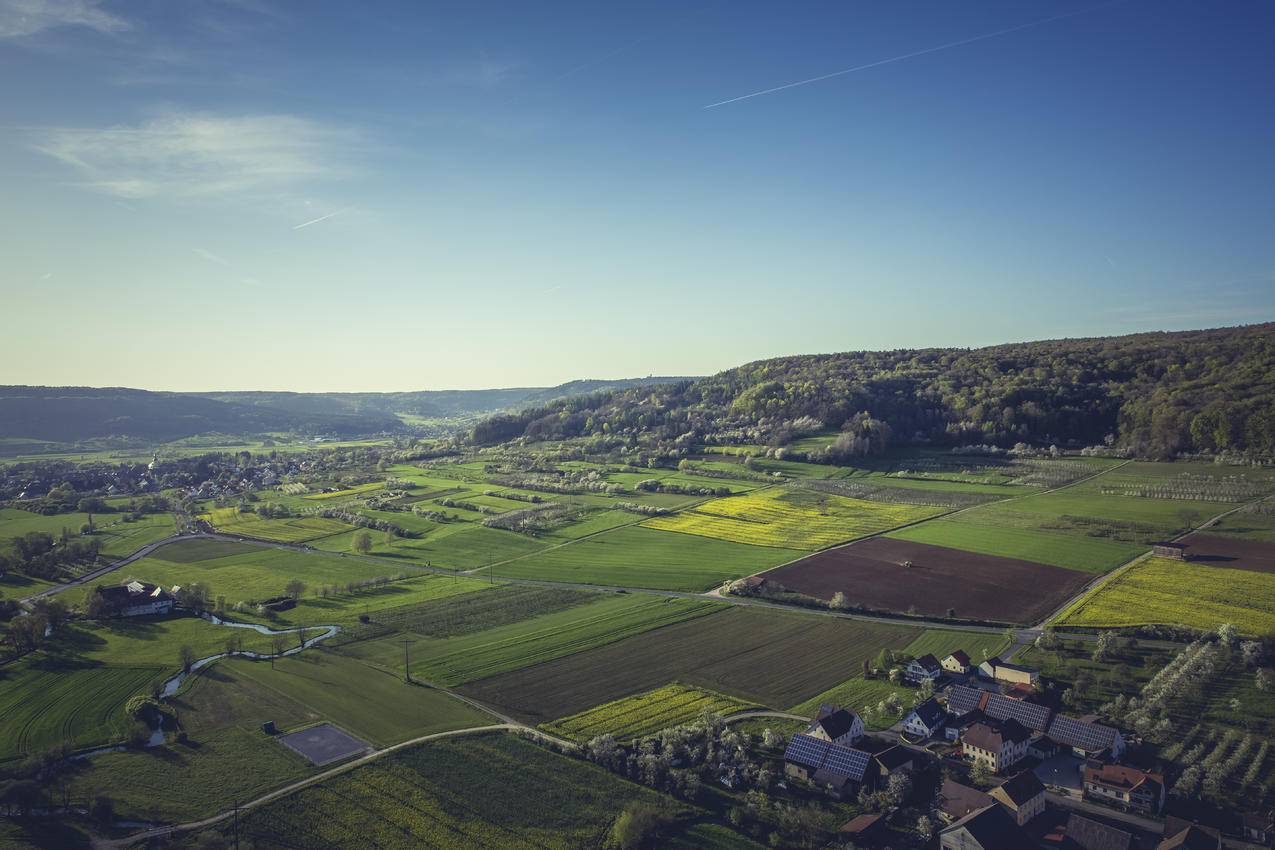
[473,324,1275,458]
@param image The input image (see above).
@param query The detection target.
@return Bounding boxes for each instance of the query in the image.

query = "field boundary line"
[738,460,1136,591]
[99,720,576,849]
[1033,492,1275,631]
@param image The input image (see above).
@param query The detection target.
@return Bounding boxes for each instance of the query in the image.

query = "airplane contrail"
[704,2,1122,109]
[292,206,352,230]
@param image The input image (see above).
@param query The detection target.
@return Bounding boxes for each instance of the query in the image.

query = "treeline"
[1,532,101,580]
[470,324,1275,458]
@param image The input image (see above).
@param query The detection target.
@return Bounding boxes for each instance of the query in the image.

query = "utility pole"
[402,636,411,683]
[233,798,240,850]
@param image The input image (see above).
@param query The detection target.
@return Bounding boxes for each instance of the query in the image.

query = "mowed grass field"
[220,650,492,746]
[459,608,918,724]
[494,525,796,591]
[201,507,355,543]
[0,507,175,559]
[543,684,756,742]
[1059,556,1275,636]
[642,487,941,549]
[218,732,689,850]
[343,595,723,687]
[312,523,549,570]
[72,538,489,629]
[0,662,161,761]
[886,517,1145,574]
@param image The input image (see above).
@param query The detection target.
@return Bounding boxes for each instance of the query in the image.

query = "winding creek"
[71,612,342,761]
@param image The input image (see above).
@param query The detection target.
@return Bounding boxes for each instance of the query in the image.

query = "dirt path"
[97,709,577,849]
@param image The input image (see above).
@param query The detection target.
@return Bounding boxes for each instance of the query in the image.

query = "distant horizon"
[4,319,1271,394]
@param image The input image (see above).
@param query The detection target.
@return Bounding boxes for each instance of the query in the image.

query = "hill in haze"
[0,377,693,444]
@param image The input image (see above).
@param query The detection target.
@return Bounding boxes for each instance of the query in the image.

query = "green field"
[886,517,1144,574]
[643,487,941,549]
[336,584,599,644]
[201,507,355,543]
[788,677,914,728]
[494,525,797,591]
[312,523,549,570]
[70,539,488,629]
[0,570,55,600]
[1059,556,1275,635]
[0,507,175,559]
[344,595,723,687]
[1205,507,1275,542]
[459,607,918,724]
[899,628,1010,665]
[0,662,161,761]
[82,537,409,603]
[214,732,688,850]
[221,650,493,746]
[543,683,756,742]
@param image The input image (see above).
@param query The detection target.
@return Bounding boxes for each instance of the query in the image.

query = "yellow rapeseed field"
[641,488,941,550]
[1060,556,1275,636]
[543,683,754,742]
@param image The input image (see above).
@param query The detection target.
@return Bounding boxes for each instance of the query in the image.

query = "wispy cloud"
[0,0,129,38]
[704,2,1122,109]
[192,247,231,267]
[292,206,351,230]
[29,112,359,199]
[437,53,517,88]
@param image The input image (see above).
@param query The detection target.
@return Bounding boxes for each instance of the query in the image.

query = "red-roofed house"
[1082,761,1165,815]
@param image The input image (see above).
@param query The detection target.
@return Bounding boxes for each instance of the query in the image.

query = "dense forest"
[471,324,1275,459]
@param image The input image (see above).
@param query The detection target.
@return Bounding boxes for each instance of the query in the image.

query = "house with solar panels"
[782,733,877,797]
[1047,714,1125,760]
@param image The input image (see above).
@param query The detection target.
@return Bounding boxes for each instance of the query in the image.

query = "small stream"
[70,612,341,762]
[158,613,341,697]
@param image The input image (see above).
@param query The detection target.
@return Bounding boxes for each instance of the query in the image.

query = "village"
[778,641,1272,850]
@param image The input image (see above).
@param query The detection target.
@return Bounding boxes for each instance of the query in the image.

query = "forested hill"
[0,377,693,444]
[472,324,1275,458]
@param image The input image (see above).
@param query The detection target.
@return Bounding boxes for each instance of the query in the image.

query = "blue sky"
[2,0,1272,391]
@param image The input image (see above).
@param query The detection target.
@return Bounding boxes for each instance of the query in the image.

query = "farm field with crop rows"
[344,595,723,687]
[0,663,161,761]
[543,683,755,742]
[641,487,941,549]
[1058,556,1275,635]
[459,608,918,723]
[218,733,688,850]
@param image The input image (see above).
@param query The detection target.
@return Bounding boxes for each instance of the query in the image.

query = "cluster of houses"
[781,647,1243,850]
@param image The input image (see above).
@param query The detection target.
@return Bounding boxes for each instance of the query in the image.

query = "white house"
[94,580,175,617]
[906,653,942,683]
[806,705,864,746]
[902,698,948,739]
